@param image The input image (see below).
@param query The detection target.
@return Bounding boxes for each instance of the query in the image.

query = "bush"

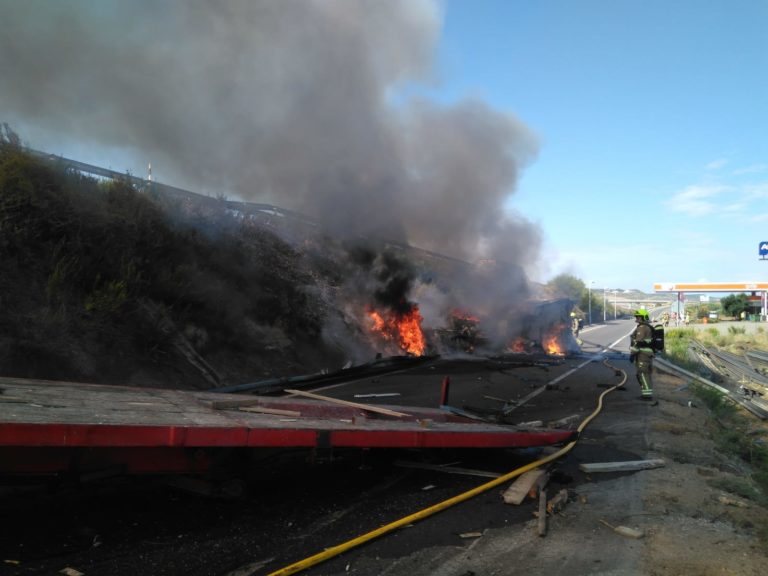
[0,144,328,385]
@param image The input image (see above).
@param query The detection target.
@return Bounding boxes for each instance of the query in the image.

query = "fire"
[542,323,567,355]
[509,337,528,353]
[543,335,564,355]
[451,308,479,323]
[367,306,426,356]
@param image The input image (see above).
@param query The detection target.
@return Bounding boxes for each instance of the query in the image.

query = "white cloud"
[664,184,730,216]
[744,182,768,199]
[706,158,728,170]
[734,164,768,175]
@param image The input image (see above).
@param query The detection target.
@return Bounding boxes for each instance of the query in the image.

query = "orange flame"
[367,307,425,356]
[542,323,566,355]
[451,308,480,323]
[509,337,528,353]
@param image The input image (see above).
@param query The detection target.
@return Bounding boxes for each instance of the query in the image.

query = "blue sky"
[427,0,768,291]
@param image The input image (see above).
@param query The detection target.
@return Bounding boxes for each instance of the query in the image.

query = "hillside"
[0,136,342,389]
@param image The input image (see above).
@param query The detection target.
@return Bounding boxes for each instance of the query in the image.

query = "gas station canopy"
[654,282,768,292]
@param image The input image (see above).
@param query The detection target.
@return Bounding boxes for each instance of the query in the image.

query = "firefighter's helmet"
[570,312,576,317]
[634,309,650,320]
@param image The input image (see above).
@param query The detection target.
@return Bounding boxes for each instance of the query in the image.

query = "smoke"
[3,0,550,357]
[1,0,540,264]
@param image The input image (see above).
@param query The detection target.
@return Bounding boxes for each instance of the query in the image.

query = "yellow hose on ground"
[268,359,627,576]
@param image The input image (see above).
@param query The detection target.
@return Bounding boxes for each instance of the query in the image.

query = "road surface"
[1,318,661,576]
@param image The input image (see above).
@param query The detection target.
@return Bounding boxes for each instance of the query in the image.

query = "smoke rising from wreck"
[1,0,551,354]
[347,247,418,315]
[1,0,540,265]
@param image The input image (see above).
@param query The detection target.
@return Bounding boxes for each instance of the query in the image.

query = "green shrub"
[85,278,129,317]
[692,383,737,419]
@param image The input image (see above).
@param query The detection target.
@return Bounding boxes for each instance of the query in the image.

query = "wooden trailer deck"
[0,376,577,475]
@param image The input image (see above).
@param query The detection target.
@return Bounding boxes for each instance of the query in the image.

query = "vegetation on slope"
[0,128,335,389]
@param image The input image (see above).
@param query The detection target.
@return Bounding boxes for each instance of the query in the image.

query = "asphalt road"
[1,318,655,576]
[273,317,654,576]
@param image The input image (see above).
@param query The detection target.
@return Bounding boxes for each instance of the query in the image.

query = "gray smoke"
[1,0,540,269]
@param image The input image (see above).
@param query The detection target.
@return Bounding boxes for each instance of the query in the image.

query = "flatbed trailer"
[0,376,577,477]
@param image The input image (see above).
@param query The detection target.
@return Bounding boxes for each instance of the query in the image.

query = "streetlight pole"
[588,282,593,325]
[613,290,618,319]
[603,287,607,323]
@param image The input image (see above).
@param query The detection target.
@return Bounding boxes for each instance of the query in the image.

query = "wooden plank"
[239,406,301,418]
[546,489,569,514]
[598,519,644,539]
[579,459,665,473]
[283,389,409,418]
[502,468,546,504]
[537,488,547,536]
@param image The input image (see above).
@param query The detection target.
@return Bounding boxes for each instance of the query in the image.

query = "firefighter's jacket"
[630,321,654,355]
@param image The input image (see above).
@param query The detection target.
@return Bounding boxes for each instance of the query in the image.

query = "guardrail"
[655,356,768,419]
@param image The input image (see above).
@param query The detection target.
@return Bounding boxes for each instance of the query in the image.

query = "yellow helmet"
[570,312,576,317]
[634,309,649,320]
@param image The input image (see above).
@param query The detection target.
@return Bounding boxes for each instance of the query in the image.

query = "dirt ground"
[640,369,768,576]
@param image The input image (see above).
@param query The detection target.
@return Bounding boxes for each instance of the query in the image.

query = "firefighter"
[630,308,654,400]
[570,312,579,336]
[570,311,582,345]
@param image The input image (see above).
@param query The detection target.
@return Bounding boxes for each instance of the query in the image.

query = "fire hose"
[268,359,628,576]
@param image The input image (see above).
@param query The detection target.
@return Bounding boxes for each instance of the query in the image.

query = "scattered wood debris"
[579,459,665,473]
[546,489,569,514]
[537,488,548,537]
[238,406,301,417]
[459,532,483,539]
[502,468,547,504]
[598,519,644,539]
[284,389,409,418]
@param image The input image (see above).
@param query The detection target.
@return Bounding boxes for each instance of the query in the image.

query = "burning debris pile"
[311,240,578,362]
[367,307,426,356]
